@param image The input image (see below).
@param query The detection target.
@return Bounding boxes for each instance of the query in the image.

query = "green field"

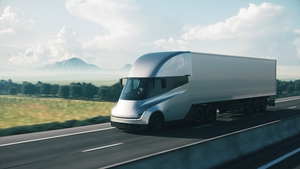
[0,95,116,129]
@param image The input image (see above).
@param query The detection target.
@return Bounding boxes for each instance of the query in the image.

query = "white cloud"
[65,0,174,69]
[151,37,190,50]
[0,6,37,45]
[0,6,35,32]
[2,2,300,74]
[180,3,300,66]
[277,65,300,79]
[294,30,300,58]
[66,0,138,37]
[48,26,82,60]
[66,0,140,51]
[182,3,287,41]
[65,0,144,68]
[0,28,15,35]
[8,26,83,68]
[0,6,39,69]
[294,30,300,34]
[8,45,51,67]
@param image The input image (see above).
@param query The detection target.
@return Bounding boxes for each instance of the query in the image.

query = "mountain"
[121,64,132,71]
[33,57,101,72]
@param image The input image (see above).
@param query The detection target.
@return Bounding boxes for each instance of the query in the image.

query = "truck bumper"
[111,122,148,130]
[110,115,149,131]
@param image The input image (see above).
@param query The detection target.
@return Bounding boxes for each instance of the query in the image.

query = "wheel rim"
[254,99,260,112]
[248,101,254,113]
[153,117,161,129]
[150,114,163,133]
[195,107,204,124]
[206,106,216,122]
[261,98,267,111]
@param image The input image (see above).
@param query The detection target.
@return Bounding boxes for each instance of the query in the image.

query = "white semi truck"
[111,51,276,133]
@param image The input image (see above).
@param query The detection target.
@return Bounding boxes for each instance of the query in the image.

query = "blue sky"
[0,0,300,78]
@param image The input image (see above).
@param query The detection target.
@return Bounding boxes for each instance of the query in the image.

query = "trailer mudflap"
[267,98,275,106]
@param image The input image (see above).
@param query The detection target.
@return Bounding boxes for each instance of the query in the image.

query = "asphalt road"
[0,96,299,169]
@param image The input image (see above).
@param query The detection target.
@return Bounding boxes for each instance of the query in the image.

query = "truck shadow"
[124,109,300,139]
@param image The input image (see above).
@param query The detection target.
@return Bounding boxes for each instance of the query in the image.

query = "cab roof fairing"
[128,51,191,78]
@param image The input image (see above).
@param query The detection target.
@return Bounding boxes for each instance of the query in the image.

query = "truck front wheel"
[149,113,164,133]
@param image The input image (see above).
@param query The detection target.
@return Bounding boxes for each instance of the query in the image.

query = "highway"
[217,134,300,169]
[0,96,299,169]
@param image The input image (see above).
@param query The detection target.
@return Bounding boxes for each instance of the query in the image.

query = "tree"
[98,86,110,100]
[70,85,83,98]
[40,83,52,96]
[58,85,70,98]
[51,84,59,96]
[22,82,36,95]
[0,81,4,91]
[82,83,98,99]
[295,82,300,91]
[35,81,43,95]
[287,85,294,93]
[9,87,17,95]
[102,83,122,102]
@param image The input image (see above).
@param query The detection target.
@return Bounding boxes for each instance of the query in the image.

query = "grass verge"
[0,95,115,136]
[0,116,110,137]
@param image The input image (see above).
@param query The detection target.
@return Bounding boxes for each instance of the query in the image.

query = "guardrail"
[111,115,300,169]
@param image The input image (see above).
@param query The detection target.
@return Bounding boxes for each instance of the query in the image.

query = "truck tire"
[260,98,267,112]
[243,99,254,114]
[254,98,261,112]
[194,107,205,125]
[205,106,216,122]
[149,113,164,133]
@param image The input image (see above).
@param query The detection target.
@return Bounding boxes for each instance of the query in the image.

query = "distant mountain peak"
[122,64,132,71]
[33,57,101,72]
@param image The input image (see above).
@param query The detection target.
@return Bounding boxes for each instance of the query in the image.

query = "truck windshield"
[120,76,188,100]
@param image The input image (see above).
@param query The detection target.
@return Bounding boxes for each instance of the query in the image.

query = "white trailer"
[111,51,276,133]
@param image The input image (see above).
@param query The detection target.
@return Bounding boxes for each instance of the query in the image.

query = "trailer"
[111,51,276,133]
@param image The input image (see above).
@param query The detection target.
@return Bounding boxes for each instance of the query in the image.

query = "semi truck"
[111,51,276,133]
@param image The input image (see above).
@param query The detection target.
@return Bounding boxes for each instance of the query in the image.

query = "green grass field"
[0,95,116,129]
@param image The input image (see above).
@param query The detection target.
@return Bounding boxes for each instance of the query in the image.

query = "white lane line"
[257,147,300,169]
[276,96,300,103]
[0,127,115,147]
[289,106,297,109]
[82,143,123,153]
[103,120,281,169]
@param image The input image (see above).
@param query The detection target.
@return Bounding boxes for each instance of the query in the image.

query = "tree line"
[276,79,300,97]
[1,79,300,101]
[0,79,122,102]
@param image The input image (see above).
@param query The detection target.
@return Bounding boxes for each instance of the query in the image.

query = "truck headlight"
[137,111,145,119]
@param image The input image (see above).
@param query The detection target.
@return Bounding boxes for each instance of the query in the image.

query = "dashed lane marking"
[82,143,123,153]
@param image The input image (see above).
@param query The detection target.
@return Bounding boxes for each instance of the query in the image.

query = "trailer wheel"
[243,100,254,114]
[194,107,205,125]
[205,106,216,122]
[149,113,164,133]
[260,98,267,112]
[254,98,261,112]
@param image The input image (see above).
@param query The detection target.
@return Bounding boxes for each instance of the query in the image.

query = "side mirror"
[119,79,123,88]
[119,78,127,88]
